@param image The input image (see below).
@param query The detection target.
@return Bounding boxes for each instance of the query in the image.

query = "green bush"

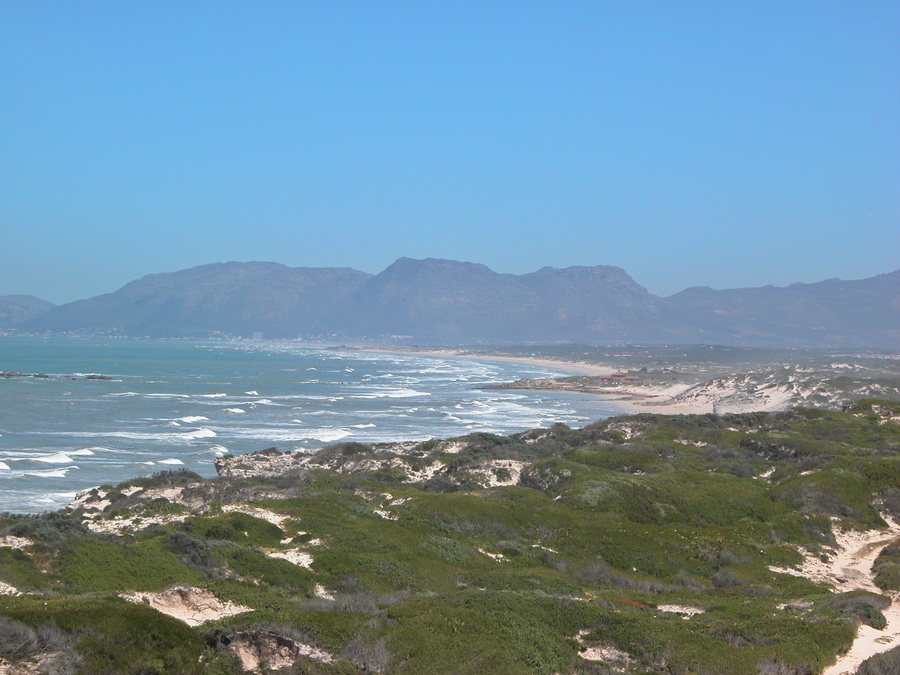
[181,512,285,547]
[60,537,203,592]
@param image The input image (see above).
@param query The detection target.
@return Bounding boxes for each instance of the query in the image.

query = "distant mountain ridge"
[11,259,900,348]
[0,295,55,328]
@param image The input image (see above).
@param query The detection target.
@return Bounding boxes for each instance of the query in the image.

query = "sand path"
[812,519,900,675]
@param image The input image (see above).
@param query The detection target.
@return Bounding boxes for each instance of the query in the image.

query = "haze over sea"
[0,338,621,513]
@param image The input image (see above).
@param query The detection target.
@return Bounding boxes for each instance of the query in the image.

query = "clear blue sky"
[2,1,898,304]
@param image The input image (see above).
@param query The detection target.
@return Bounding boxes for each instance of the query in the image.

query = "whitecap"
[312,428,353,442]
[223,426,352,443]
[255,398,276,405]
[352,388,429,399]
[208,445,230,456]
[34,452,74,464]
[245,390,259,395]
[25,467,77,478]
[352,423,376,428]
[0,462,9,470]
[177,416,209,423]
[197,393,227,398]
[158,458,184,465]
[183,428,217,440]
[167,421,181,427]
[222,408,246,414]
[69,449,95,456]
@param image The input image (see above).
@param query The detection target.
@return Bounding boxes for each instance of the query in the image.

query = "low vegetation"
[1,400,898,673]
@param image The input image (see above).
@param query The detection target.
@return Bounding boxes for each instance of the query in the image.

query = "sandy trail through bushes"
[797,518,900,675]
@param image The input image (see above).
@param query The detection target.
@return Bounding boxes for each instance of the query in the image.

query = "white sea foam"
[34,452,75,464]
[0,462,9,471]
[222,408,246,414]
[183,428,217,440]
[69,449,95,456]
[224,426,353,443]
[198,393,227,398]
[352,388,430,399]
[208,445,230,456]
[158,458,184,465]
[177,416,209,423]
[314,428,352,442]
[245,390,259,395]
[25,467,76,478]
[352,423,376,428]
[255,399,276,405]
[35,491,77,505]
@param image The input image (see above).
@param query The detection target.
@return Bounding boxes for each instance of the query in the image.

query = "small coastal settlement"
[1,400,900,673]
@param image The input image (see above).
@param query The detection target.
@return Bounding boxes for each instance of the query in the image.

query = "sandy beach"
[361,347,703,414]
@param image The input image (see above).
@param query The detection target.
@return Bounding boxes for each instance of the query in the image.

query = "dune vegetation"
[1,399,899,674]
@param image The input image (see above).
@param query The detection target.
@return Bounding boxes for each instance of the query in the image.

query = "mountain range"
[3,258,898,348]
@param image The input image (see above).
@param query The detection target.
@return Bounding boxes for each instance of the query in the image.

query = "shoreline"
[358,346,705,415]
[360,347,617,377]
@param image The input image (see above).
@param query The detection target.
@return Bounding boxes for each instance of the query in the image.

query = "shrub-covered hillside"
[1,400,899,674]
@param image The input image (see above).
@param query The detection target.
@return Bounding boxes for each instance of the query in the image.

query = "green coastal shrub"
[181,512,284,547]
[60,537,202,591]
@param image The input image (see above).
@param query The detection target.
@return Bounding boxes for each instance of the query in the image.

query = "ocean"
[0,338,622,513]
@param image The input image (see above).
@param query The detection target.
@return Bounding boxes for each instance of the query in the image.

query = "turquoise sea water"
[0,338,622,513]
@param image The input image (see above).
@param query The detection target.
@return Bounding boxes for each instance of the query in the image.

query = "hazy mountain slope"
[336,257,544,340]
[0,295,54,328]
[333,259,665,342]
[23,262,372,337]
[16,258,899,347]
[518,265,663,342]
[663,270,900,348]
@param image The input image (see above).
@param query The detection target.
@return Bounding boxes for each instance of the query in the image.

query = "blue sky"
[2,1,898,304]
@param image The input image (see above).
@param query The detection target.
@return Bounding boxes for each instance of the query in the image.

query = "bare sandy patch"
[0,536,33,549]
[84,512,188,535]
[229,632,332,671]
[221,504,290,527]
[0,656,41,674]
[265,549,314,569]
[575,629,633,666]
[477,548,506,562]
[0,581,21,596]
[657,604,704,618]
[467,459,529,487]
[120,586,252,627]
[314,583,335,600]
